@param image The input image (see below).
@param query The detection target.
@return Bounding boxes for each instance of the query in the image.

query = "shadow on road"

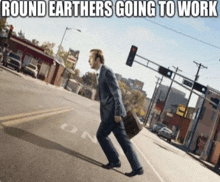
[2,125,125,176]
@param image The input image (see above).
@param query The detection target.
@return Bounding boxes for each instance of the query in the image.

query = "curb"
[0,65,22,77]
[186,152,220,175]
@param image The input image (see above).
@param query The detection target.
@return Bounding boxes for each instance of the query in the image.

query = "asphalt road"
[0,65,161,182]
[1,65,219,182]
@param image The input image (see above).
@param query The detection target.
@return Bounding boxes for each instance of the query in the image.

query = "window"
[27,64,37,70]
[9,53,20,60]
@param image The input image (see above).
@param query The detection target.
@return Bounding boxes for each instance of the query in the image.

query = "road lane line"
[133,142,166,182]
[0,106,71,122]
[1,108,74,127]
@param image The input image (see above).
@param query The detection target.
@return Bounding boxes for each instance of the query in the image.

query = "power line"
[143,18,220,50]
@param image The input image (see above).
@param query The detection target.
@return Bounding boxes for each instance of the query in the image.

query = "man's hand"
[115,116,122,123]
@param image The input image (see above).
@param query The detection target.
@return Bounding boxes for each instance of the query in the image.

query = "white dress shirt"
[96,64,103,83]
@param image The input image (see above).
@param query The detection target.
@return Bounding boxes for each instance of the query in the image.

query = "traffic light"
[158,66,173,78]
[8,25,14,39]
[126,45,138,67]
[210,97,219,109]
[193,82,207,94]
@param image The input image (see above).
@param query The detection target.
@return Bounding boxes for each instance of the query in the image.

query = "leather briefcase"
[122,110,143,139]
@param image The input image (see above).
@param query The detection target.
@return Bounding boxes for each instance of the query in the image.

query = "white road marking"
[60,123,126,156]
[60,123,78,133]
[133,142,166,182]
[81,131,98,144]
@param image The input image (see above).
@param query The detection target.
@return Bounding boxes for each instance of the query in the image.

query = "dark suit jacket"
[98,65,126,122]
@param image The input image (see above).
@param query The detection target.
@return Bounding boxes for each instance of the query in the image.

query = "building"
[115,73,122,81]
[184,86,220,165]
[7,35,65,87]
[163,104,195,142]
[115,73,145,92]
[148,84,188,128]
[153,84,187,118]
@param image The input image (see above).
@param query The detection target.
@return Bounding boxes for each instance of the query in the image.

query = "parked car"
[157,127,173,143]
[3,52,21,72]
[152,122,167,133]
[23,63,38,78]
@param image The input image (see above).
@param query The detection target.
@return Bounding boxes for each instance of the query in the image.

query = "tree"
[58,45,68,63]
[18,30,25,39]
[70,69,83,83]
[32,39,39,46]
[40,41,55,56]
[82,72,97,89]
[118,81,130,103]
[118,80,146,117]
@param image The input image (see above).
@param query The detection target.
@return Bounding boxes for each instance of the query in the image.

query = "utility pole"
[144,76,163,126]
[183,61,208,148]
[158,66,182,121]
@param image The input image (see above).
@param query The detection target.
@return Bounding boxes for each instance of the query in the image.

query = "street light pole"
[56,27,81,56]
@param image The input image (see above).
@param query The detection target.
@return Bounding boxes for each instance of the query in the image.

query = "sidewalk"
[147,127,220,176]
[186,151,220,175]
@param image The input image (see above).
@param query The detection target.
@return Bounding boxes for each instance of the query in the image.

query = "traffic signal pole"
[125,45,216,126]
[182,62,208,120]
[133,59,205,98]
[183,61,207,148]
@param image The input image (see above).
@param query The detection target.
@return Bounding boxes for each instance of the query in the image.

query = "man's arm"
[106,69,125,120]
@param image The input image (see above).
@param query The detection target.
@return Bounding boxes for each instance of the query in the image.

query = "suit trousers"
[96,119,142,170]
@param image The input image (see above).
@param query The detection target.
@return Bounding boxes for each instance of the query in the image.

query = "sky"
[4,0,220,107]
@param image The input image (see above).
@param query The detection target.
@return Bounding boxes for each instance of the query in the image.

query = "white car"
[157,127,173,143]
[3,52,22,72]
[152,122,167,133]
[24,64,38,78]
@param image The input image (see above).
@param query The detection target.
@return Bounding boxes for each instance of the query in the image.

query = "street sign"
[183,79,193,88]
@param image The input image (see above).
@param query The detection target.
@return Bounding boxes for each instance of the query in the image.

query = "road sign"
[183,79,193,88]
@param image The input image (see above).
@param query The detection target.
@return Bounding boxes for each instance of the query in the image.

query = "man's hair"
[90,49,105,64]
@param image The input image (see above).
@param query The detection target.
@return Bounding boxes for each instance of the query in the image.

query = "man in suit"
[88,49,143,177]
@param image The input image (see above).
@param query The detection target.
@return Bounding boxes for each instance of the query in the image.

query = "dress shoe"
[102,161,121,169]
[125,167,144,177]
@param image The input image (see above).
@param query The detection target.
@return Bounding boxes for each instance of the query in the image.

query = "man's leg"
[112,121,142,171]
[96,121,120,164]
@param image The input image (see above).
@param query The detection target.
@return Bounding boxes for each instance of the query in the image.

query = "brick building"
[7,35,65,87]
[184,86,220,165]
